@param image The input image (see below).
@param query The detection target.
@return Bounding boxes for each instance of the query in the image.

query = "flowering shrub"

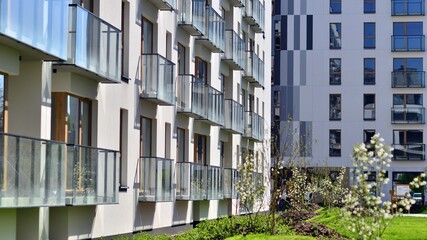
[316,167,348,208]
[286,167,316,212]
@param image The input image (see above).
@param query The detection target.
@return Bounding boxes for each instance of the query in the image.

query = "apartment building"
[0,0,270,239]
[272,0,426,199]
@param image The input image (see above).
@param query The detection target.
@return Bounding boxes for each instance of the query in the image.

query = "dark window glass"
[364,23,376,48]
[330,0,342,13]
[329,94,341,120]
[393,22,423,35]
[363,94,375,120]
[0,74,4,132]
[364,129,376,144]
[364,58,375,84]
[330,58,341,85]
[330,23,342,49]
[364,0,376,13]
[329,130,341,156]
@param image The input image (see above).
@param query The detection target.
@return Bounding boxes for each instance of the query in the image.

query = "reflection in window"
[364,58,375,85]
[392,0,425,16]
[141,117,152,157]
[364,129,376,144]
[364,0,376,13]
[393,22,423,36]
[363,94,376,120]
[364,23,376,48]
[329,94,341,120]
[194,134,207,165]
[392,58,424,87]
[0,74,4,132]
[274,20,281,50]
[329,129,341,156]
[330,23,342,49]
[330,58,341,85]
[330,0,341,13]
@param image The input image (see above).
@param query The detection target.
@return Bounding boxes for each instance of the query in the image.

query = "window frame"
[330,23,342,49]
[329,129,342,157]
[329,94,342,121]
[364,58,376,85]
[364,22,376,49]
[363,94,376,121]
[364,0,376,13]
[330,0,342,14]
[329,58,342,85]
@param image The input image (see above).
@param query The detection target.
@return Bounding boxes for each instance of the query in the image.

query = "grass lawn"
[226,234,315,240]
[310,208,427,239]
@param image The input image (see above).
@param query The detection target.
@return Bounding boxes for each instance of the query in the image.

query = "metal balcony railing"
[66,145,119,205]
[392,144,425,160]
[0,133,66,208]
[224,100,244,134]
[392,71,425,88]
[139,54,175,105]
[392,0,425,16]
[391,107,425,123]
[392,35,425,52]
[139,157,174,202]
[178,0,206,35]
[243,0,265,33]
[223,30,245,70]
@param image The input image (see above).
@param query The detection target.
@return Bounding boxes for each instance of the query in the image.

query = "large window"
[330,23,342,49]
[329,130,341,156]
[364,58,375,85]
[330,94,341,121]
[330,58,341,85]
[364,0,376,13]
[195,57,208,83]
[194,134,207,165]
[394,22,423,36]
[392,22,424,51]
[392,58,424,87]
[177,43,186,75]
[364,94,376,121]
[140,117,152,157]
[392,0,425,16]
[392,130,424,160]
[393,94,423,108]
[330,0,341,13]
[393,130,423,145]
[141,17,153,54]
[364,23,376,49]
[392,94,424,123]
[177,128,185,162]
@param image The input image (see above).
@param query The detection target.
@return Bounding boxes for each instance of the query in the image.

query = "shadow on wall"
[134,202,156,231]
[173,201,189,225]
[49,206,96,239]
[193,201,210,222]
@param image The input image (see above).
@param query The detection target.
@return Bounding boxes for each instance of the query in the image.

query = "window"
[329,130,341,156]
[140,117,152,157]
[219,141,224,167]
[0,74,6,132]
[177,128,185,162]
[274,19,281,50]
[393,94,423,107]
[141,17,153,54]
[392,94,424,123]
[364,58,375,85]
[330,0,341,13]
[392,22,424,51]
[392,0,425,16]
[329,94,341,120]
[364,0,375,13]
[178,43,186,75]
[363,94,376,120]
[119,109,128,187]
[195,57,208,83]
[393,130,424,160]
[364,23,376,48]
[364,129,376,144]
[73,0,93,12]
[330,23,342,49]
[194,134,207,165]
[394,22,423,36]
[392,58,423,87]
[330,58,341,85]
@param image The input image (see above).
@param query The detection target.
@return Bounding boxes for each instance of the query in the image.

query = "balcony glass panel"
[392,0,425,16]
[223,168,238,199]
[140,54,175,105]
[391,107,425,123]
[244,51,265,87]
[176,162,206,200]
[223,30,245,69]
[392,144,425,160]
[392,71,425,87]
[392,35,425,51]
[68,5,121,82]
[224,100,244,134]
[0,133,66,207]
[197,6,224,52]
[244,111,264,141]
[207,86,225,126]
[139,157,174,202]
[244,0,265,32]
[66,145,119,205]
[178,0,206,35]
[0,0,68,60]
[206,165,223,200]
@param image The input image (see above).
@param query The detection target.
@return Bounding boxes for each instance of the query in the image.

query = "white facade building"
[273,0,426,198]
[0,0,271,239]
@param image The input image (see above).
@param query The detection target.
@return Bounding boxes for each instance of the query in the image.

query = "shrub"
[293,222,345,239]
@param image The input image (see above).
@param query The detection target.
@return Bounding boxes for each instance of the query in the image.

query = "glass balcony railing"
[139,54,175,105]
[392,0,425,16]
[0,133,66,208]
[196,6,225,53]
[392,35,425,52]
[223,30,245,70]
[223,168,238,199]
[224,100,244,134]
[253,172,263,191]
[244,111,264,142]
[0,0,68,60]
[206,165,223,200]
[148,0,177,10]
[139,157,174,202]
[391,107,425,123]
[243,0,265,33]
[177,75,225,126]
[178,0,206,35]
[243,51,264,88]
[64,5,121,82]
[392,144,425,160]
[66,145,119,205]
[176,162,206,200]
[230,0,245,7]
[392,71,425,88]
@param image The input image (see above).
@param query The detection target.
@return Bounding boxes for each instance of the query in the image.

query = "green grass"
[226,233,315,240]
[310,208,427,239]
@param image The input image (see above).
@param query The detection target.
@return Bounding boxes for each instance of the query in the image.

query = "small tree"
[315,167,348,209]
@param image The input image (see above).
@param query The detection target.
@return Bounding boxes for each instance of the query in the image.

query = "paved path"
[402,214,427,217]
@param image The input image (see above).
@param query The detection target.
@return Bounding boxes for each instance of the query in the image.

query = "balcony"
[223,168,238,199]
[54,5,121,83]
[243,51,264,88]
[222,30,245,70]
[196,6,225,53]
[66,145,119,205]
[243,0,265,33]
[0,0,68,60]
[147,0,177,10]
[391,107,425,124]
[178,0,206,36]
[176,162,206,200]
[244,111,264,142]
[139,157,174,202]
[0,133,66,208]
[392,71,425,88]
[391,35,425,52]
[224,100,244,134]
[206,165,223,200]
[177,75,225,126]
[229,0,245,7]
[392,144,425,160]
[392,0,425,16]
[139,54,175,106]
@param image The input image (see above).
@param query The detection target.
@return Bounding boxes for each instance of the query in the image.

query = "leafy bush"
[280,210,318,225]
[293,222,345,239]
